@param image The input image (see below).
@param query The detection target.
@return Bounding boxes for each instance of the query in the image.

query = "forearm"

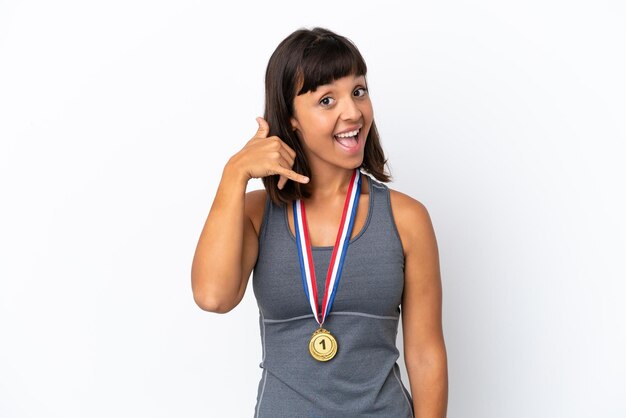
[191,160,249,311]
[405,349,448,418]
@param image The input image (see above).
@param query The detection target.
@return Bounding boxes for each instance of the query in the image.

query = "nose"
[340,96,362,121]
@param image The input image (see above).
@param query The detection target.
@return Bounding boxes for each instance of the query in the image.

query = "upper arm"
[233,189,267,305]
[390,190,445,361]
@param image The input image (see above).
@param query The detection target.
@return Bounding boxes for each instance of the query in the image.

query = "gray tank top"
[252,172,414,418]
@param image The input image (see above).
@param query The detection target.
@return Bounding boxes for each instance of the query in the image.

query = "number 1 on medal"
[319,339,326,350]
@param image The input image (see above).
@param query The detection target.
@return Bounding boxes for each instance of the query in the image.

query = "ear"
[290,117,299,132]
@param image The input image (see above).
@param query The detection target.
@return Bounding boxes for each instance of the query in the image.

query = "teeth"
[335,128,360,138]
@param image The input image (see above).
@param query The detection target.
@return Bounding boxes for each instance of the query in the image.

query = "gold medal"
[294,169,361,363]
[309,327,338,361]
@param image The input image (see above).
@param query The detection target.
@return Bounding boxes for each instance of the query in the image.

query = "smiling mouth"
[334,128,361,148]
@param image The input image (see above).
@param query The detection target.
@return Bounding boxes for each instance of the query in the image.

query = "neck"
[307,166,358,202]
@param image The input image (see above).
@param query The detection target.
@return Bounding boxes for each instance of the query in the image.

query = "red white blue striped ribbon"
[293,168,362,326]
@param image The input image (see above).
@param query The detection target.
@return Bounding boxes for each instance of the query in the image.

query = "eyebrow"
[313,77,366,95]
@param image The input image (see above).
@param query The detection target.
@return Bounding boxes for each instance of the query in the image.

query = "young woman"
[191,27,448,418]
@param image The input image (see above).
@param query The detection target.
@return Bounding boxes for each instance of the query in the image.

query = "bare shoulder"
[244,188,268,236]
[388,188,437,257]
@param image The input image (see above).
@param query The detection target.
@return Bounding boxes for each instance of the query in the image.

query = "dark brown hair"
[262,27,392,206]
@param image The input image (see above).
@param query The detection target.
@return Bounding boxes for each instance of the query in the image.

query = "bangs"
[295,36,367,96]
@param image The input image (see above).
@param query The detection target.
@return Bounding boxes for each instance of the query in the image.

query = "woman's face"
[290,74,373,171]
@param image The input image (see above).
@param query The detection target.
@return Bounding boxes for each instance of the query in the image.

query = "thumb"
[255,117,270,138]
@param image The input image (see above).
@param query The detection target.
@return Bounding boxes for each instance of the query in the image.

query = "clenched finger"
[275,145,295,168]
[279,141,297,160]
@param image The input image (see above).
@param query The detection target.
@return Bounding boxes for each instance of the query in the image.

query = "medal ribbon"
[293,168,362,326]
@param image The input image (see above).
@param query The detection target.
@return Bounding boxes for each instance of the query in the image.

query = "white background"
[1,1,625,417]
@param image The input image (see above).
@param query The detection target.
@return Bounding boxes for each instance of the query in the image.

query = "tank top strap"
[365,175,404,261]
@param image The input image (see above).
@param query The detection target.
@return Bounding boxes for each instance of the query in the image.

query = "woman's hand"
[227,117,309,190]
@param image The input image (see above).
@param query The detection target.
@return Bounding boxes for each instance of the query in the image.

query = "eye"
[353,87,368,97]
[319,96,335,106]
